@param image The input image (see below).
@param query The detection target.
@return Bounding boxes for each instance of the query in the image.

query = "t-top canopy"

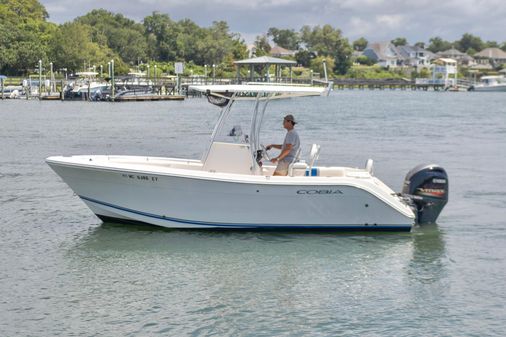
[189,84,326,95]
[233,56,297,65]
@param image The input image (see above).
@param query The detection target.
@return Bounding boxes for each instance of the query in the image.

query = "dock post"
[111,59,115,101]
[147,64,150,86]
[50,62,54,94]
[154,64,157,89]
[38,59,42,100]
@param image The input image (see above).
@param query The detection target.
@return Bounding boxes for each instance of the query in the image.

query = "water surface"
[1,91,505,336]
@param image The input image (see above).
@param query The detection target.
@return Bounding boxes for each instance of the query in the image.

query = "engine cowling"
[402,164,449,225]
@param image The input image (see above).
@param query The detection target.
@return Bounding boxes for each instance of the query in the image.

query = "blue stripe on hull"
[80,195,412,231]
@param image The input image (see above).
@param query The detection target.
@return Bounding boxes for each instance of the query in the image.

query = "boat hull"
[47,157,415,231]
[472,85,506,92]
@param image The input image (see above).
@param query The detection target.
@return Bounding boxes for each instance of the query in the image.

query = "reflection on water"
[407,224,448,284]
[2,92,504,336]
[62,221,448,335]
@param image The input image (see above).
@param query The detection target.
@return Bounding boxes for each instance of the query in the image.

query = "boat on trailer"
[46,84,448,231]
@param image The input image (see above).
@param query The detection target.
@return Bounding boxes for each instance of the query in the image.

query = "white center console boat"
[46,85,448,231]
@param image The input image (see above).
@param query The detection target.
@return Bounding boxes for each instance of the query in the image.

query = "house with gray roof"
[474,48,506,66]
[363,42,435,68]
[362,42,402,67]
[396,45,435,67]
[436,48,475,66]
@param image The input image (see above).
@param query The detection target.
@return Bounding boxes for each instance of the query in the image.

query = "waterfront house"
[474,48,506,67]
[437,48,475,66]
[396,45,435,68]
[363,42,434,68]
[362,42,402,67]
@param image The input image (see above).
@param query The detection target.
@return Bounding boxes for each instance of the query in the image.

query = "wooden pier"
[114,94,185,102]
[331,79,446,91]
[2,76,473,102]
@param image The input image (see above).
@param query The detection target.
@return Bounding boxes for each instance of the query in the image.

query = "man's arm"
[266,144,282,150]
[271,144,292,163]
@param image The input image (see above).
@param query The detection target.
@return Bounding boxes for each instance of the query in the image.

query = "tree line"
[350,35,506,54]
[1,0,505,77]
[0,0,352,76]
[0,0,249,75]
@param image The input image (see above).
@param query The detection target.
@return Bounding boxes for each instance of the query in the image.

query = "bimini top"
[189,84,327,95]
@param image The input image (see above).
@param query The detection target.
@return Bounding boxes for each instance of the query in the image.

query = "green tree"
[267,27,299,50]
[355,55,375,66]
[391,37,408,46]
[352,37,368,51]
[204,21,246,65]
[309,55,334,77]
[485,40,499,48]
[49,22,119,73]
[300,24,352,75]
[427,37,453,53]
[142,13,245,66]
[77,9,148,65]
[0,0,48,21]
[456,33,485,53]
[254,35,271,56]
[143,12,178,61]
[295,50,315,67]
[0,0,55,74]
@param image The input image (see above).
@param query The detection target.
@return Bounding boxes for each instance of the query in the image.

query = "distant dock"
[114,94,185,102]
[332,79,446,91]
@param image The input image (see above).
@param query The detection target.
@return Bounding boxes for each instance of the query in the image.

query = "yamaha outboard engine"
[402,164,449,225]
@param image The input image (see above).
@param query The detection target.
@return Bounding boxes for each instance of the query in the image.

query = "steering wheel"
[260,144,271,161]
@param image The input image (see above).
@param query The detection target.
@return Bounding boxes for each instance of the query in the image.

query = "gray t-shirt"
[282,129,300,163]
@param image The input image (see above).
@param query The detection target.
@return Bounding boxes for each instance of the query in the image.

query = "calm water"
[1,91,505,336]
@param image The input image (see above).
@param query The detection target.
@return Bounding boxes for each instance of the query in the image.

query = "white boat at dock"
[64,72,109,100]
[46,84,448,231]
[469,75,506,92]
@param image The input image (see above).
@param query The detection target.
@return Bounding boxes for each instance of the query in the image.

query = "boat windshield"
[213,100,258,145]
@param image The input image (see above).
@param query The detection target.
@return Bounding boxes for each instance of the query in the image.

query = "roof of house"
[474,48,506,59]
[364,42,401,60]
[469,63,494,70]
[396,45,435,59]
[234,56,297,65]
[437,48,474,61]
[270,45,296,56]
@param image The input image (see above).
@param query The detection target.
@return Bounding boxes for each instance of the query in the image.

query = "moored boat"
[468,75,506,92]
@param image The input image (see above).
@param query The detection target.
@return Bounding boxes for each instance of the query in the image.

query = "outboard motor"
[402,164,448,225]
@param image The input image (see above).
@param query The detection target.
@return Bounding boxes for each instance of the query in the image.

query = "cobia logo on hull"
[297,189,343,195]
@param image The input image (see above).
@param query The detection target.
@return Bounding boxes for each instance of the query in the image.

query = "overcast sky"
[39,0,506,45]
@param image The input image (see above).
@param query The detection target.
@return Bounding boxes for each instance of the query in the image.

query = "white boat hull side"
[473,85,506,92]
[47,159,414,231]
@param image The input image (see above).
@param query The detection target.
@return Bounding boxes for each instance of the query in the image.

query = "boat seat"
[365,158,374,175]
[287,148,303,176]
[308,144,321,171]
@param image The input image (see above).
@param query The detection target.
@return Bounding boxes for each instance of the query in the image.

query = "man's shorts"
[274,159,290,175]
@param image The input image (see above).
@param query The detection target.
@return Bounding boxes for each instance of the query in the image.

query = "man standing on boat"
[266,114,300,176]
